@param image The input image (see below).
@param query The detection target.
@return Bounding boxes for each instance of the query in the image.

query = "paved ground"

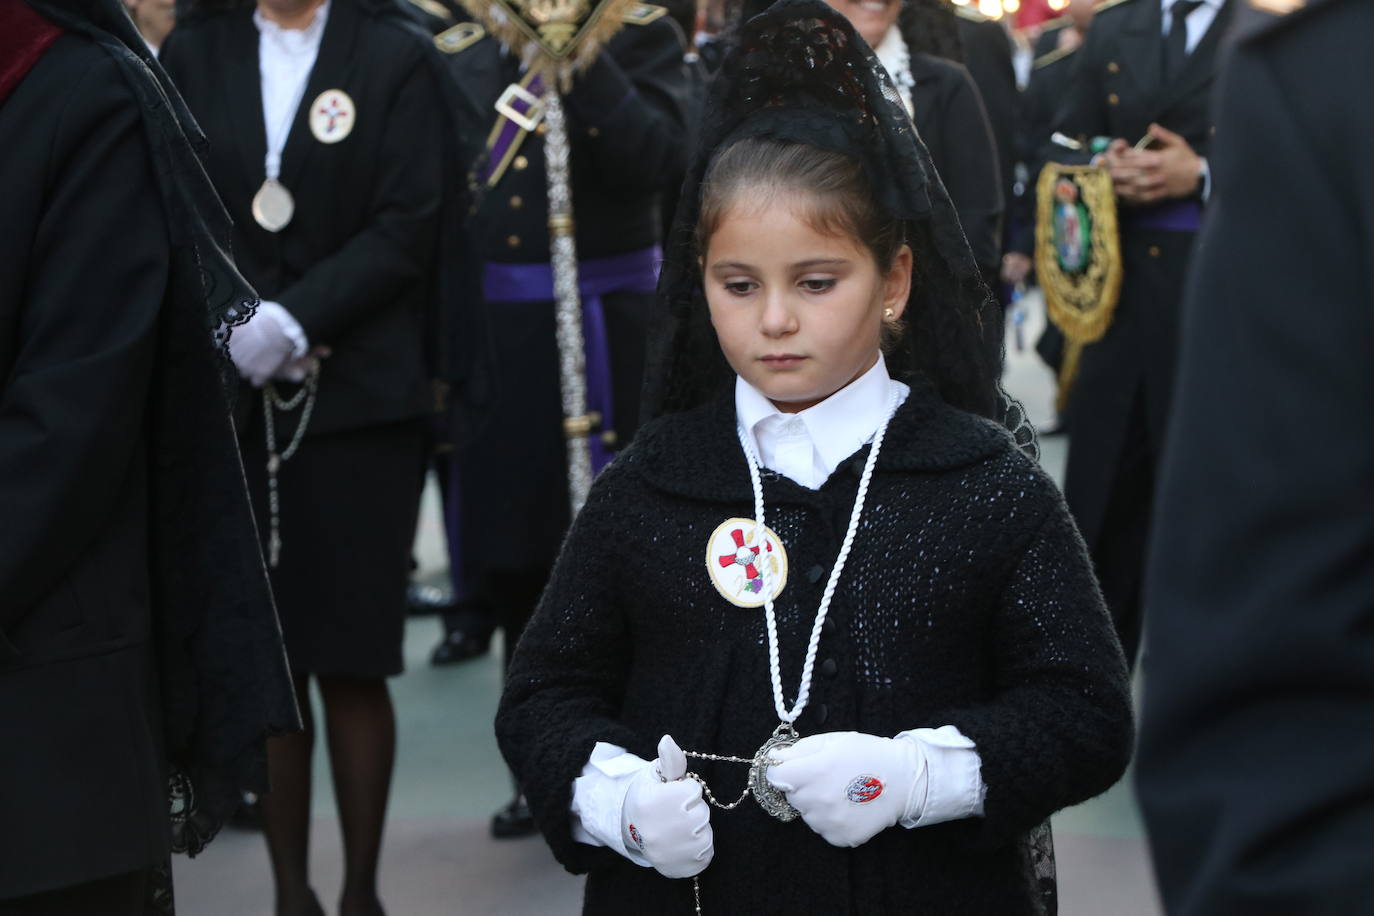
[174,290,1165,914]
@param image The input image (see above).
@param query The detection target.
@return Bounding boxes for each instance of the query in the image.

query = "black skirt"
[241,411,427,678]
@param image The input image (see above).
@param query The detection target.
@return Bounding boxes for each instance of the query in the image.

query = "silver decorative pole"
[541,91,595,515]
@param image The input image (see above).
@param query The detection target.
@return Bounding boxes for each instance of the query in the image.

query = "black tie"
[1164,0,1203,81]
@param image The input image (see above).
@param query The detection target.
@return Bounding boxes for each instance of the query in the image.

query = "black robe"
[497,383,1133,914]
[1,4,293,897]
[1138,0,1374,911]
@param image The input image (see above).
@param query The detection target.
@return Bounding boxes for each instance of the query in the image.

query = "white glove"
[766,731,927,848]
[229,301,306,387]
[621,735,714,878]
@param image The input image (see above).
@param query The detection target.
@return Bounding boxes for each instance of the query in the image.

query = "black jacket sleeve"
[495,466,647,874]
[924,60,1004,274]
[1049,26,1109,150]
[940,490,1134,845]
[0,53,166,637]
[276,51,443,343]
[564,18,689,194]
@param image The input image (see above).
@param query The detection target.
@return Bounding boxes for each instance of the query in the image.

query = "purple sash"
[482,245,662,473]
[1126,200,1203,233]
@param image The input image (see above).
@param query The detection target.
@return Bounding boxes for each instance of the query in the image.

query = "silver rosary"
[261,364,320,568]
[676,386,901,912]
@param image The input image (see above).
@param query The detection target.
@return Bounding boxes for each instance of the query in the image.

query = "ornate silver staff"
[459,0,642,515]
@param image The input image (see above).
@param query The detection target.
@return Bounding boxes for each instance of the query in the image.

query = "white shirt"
[248,1,328,357]
[569,357,987,857]
[1161,0,1224,55]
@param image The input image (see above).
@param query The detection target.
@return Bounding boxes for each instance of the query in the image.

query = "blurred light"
[1047,0,1068,9]
[951,0,970,6]
[1004,0,1021,12]
[978,0,1003,17]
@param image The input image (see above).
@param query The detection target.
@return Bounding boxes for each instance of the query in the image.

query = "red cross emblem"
[718,527,774,593]
[317,96,349,135]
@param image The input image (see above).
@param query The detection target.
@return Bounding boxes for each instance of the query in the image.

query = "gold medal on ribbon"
[251,178,295,232]
[705,518,789,608]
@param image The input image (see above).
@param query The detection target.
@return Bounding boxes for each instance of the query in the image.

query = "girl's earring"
[883,308,895,321]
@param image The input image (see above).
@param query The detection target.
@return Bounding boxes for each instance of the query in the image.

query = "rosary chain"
[263,365,320,567]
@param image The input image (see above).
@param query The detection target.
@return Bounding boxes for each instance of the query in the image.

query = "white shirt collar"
[735,353,910,489]
[253,0,330,45]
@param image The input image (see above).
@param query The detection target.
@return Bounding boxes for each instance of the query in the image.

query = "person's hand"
[1108,124,1203,205]
[272,345,330,383]
[621,736,714,878]
[766,731,926,848]
[229,306,299,387]
[1001,252,1032,287]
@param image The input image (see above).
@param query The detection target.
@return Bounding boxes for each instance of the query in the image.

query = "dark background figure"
[1050,0,1232,666]
[433,3,690,838]
[952,2,1020,300]
[160,0,461,911]
[1138,0,1374,912]
[0,0,296,909]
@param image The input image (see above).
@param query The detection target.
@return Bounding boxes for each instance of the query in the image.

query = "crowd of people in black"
[2,0,1370,913]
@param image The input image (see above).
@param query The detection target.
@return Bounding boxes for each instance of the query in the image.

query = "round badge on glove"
[845,775,884,805]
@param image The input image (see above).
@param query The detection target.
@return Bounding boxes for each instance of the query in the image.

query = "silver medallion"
[252,178,295,232]
[749,722,800,822]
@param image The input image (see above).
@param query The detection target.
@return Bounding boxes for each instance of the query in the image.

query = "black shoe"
[491,795,536,839]
[430,608,495,666]
[407,582,458,617]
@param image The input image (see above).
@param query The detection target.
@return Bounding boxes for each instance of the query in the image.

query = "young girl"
[496,3,1132,912]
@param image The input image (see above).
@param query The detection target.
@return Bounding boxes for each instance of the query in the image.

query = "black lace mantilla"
[643,0,1036,457]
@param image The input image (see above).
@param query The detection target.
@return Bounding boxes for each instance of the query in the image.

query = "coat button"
[807,564,824,584]
[601,430,618,447]
[820,658,837,679]
[588,126,601,138]
[815,704,829,725]
[1148,245,1161,258]
[509,195,523,210]
[1107,93,1120,106]
[1107,61,1120,74]
[822,617,837,636]
[506,235,521,249]
[535,123,548,136]
[513,155,529,171]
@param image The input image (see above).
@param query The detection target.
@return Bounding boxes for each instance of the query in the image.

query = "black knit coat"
[496,381,1133,914]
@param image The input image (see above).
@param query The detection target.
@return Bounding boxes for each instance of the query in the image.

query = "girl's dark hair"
[695,138,905,272]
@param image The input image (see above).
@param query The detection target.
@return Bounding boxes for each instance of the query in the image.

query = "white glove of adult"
[621,735,714,879]
[766,731,927,848]
[229,302,304,387]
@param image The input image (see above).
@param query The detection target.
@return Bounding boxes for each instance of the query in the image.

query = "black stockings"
[261,671,395,916]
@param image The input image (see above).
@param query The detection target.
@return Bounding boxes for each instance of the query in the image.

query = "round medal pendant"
[705,518,788,608]
[309,89,355,144]
[252,178,295,232]
[750,723,800,821]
